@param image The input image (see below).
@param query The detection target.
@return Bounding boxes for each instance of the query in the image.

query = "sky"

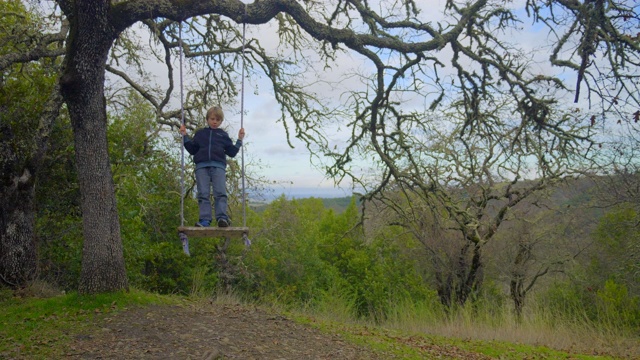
[218,68,358,199]
[209,0,557,199]
[124,0,627,200]
[120,11,363,199]
[192,1,449,197]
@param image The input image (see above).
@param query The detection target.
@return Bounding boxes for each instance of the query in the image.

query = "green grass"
[1,288,633,359]
[0,288,179,359]
[290,313,621,359]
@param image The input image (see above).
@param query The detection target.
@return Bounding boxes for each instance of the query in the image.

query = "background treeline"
[32,95,640,335]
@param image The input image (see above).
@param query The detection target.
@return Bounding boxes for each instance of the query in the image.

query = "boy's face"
[207,115,222,129]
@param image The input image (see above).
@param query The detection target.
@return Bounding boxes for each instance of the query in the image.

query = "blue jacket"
[183,127,242,169]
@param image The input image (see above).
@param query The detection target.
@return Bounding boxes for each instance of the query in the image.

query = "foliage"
[0,0,65,287]
[138,242,190,294]
[0,68,57,161]
[595,280,640,329]
[36,211,83,289]
[0,0,62,181]
[34,110,81,288]
[320,196,357,213]
[319,201,430,320]
[0,1,59,172]
[537,280,640,331]
[240,197,430,321]
[529,202,640,331]
[242,196,340,303]
[591,206,640,297]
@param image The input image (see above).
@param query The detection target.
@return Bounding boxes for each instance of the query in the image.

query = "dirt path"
[65,303,385,359]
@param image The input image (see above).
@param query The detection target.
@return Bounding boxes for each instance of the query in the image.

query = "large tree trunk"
[0,165,37,287]
[457,241,483,305]
[60,1,127,294]
[510,241,531,322]
[0,84,63,288]
[431,240,484,308]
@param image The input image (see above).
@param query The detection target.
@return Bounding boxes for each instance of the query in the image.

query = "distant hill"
[249,176,607,216]
[249,196,357,213]
[320,196,356,213]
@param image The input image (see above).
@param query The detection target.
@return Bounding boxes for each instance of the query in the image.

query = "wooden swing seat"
[177,226,249,239]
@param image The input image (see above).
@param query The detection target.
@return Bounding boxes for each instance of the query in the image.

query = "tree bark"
[447,241,483,306]
[510,242,530,322]
[0,164,37,287]
[1,80,63,288]
[60,0,127,294]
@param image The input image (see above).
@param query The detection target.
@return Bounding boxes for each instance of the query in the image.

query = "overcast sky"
[205,1,447,196]
[214,0,565,198]
[127,0,611,199]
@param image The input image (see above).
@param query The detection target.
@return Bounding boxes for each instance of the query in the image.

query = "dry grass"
[13,279,66,298]
[382,301,640,359]
[204,289,640,358]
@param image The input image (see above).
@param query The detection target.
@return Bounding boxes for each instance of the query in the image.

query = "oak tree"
[1,0,637,294]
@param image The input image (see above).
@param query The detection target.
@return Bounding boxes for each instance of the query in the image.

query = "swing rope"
[178,22,190,255]
[240,5,247,229]
[240,4,251,246]
[179,22,186,229]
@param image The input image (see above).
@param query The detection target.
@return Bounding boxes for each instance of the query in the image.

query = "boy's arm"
[180,125,199,155]
[225,139,241,157]
[228,127,245,156]
[183,136,199,155]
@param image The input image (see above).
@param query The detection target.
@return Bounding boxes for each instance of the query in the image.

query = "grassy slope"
[0,288,179,359]
[0,289,623,360]
[290,314,622,360]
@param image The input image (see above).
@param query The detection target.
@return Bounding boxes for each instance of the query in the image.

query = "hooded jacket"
[183,127,242,169]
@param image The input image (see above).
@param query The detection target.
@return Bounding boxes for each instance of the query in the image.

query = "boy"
[179,106,245,227]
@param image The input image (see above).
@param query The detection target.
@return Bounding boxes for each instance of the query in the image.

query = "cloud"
[263,144,301,156]
[130,2,591,195]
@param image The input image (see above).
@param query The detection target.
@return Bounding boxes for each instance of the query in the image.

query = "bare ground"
[63,303,493,360]
[65,303,383,359]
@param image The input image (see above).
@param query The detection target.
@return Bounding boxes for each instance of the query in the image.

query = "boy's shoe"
[217,218,230,228]
[195,220,210,227]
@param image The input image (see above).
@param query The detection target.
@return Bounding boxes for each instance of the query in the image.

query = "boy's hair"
[206,106,224,122]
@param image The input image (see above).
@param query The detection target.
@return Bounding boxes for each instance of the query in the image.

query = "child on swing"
[179,106,245,227]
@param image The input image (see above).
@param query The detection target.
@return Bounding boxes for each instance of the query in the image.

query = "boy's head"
[206,106,224,129]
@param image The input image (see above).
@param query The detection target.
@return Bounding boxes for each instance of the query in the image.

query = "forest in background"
[28,93,639,340]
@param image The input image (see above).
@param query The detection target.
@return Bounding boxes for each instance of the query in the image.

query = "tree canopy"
[0,0,638,293]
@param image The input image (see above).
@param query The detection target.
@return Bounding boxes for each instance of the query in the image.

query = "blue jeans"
[195,166,228,223]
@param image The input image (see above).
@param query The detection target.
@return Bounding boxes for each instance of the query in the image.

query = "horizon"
[249,186,357,202]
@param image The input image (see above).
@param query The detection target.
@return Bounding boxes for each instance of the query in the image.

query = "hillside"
[250,195,356,213]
